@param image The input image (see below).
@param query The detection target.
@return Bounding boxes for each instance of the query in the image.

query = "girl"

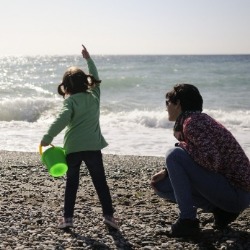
[41,45,118,230]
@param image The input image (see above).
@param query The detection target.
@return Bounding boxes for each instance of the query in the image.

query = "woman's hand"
[82,45,90,60]
[150,169,167,190]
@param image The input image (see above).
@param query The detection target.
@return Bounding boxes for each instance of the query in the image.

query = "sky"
[0,0,250,56]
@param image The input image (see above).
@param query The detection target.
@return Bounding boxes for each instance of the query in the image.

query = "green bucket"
[39,145,68,177]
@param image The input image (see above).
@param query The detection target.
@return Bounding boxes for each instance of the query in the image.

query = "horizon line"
[1,53,250,57]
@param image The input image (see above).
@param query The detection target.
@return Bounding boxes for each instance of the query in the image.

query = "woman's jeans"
[154,147,250,219]
[64,150,114,218]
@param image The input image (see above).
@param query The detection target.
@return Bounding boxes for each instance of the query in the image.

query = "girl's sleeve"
[87,58,100,81]
[42,100,73,144]
[87,57,100,98]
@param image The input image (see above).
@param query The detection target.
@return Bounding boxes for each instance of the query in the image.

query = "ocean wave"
[205,109,250,130]
[101,110,172,129]
[19,83,53,95]
[1,96,249,131]
[0,97,58,122]
[100,109,250,130]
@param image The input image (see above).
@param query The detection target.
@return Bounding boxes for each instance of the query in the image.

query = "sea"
[0,55,249,157]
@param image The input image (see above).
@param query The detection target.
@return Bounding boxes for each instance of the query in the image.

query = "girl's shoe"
[103,215,119,230]
[58,217,73,229]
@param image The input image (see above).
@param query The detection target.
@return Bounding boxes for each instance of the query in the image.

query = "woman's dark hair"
[57,66,101,97]
[166,83,203,112]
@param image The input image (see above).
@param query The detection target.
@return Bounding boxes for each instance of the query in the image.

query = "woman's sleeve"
[179,116,222,172]
[181,117,210,148]
[184,118,202,142]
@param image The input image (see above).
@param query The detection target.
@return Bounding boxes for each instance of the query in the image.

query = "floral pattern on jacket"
[177,113,250,192]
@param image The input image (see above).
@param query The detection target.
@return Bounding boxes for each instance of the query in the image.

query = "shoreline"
[1,151,250,249]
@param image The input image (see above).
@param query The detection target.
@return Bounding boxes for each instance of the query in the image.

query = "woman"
[41,45,118,230]
[151,84,250,237]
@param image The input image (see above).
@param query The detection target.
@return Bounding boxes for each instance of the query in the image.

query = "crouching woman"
[151,84,250,237]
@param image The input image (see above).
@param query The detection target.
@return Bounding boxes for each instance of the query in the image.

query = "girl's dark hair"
[166,83,203,112]
[57,66,101,97]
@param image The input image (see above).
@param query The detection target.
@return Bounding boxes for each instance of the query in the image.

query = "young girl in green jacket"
[41,45,118,230]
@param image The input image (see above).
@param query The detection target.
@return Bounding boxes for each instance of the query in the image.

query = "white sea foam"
[100,109,250,157]
[0,108,249,158]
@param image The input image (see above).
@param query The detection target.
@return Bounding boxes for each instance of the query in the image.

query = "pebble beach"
[0,150,250,250]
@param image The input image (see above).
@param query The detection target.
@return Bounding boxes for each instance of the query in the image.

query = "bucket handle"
[39,144,55,155]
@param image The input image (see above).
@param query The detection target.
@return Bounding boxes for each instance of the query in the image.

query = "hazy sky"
[0,0,249,56]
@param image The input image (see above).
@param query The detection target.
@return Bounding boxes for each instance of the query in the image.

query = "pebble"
[0,151,250,249]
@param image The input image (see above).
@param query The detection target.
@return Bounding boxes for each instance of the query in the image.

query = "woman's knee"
[166,147,186,167]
